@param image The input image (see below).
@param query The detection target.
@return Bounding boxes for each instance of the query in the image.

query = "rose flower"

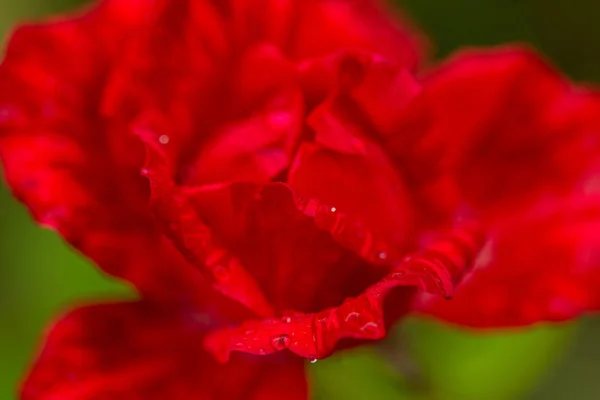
[0,0,599,399]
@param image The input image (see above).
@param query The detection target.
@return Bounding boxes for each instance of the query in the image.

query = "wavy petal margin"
[415,194,600,327]
[204,222,484,361]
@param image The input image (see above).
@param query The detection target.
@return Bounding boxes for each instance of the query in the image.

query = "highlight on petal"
[21,301,307,400]
[204,223,484,362]
[415,194,600,327]
[387,47,600,223]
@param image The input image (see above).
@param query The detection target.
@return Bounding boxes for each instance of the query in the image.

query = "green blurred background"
[1,0,600,399]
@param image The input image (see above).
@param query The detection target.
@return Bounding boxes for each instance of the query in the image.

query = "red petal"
[415,194,600,327]
[388,47,600,223]
[101,0,228,157]
[204,223,484,361]
[186,45,304,186]
[102,2,307,187]
[0,1,208,303]
[137,129,275,317]
[186,182,384,313]
[290,53,420,259]
[290,0,425,69]
[221,0,425,68]
[21,301,307,400]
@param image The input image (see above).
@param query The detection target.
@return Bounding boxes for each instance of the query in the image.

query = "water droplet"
[281,316,291,323]
[360,321,379,333]
[378,251,388,260]
[140,168,150,176]
[345,312,360,322]
[391,272,404,279]
[330,207,337,213]
[158,134,170,144]
[271,335,290,350]
[309,356,318,364]
[258,348,266,355]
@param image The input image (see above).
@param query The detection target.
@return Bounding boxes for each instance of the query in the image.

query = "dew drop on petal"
[258,348,266,355]
[309,356,318,364]
[330,207,337,213]
[360,321,379,334]
[158,134,170,144]
[378,251,388,260]
[345,312,360,322]
[281,316,291,323]
[140,168,150,176]
[271,335,290,350]
[391,271,404,279]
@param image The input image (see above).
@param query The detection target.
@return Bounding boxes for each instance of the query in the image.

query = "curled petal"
[21,301,307,400]
[416,194,600,327]
[137,128,274,317]
[204,223,484,361]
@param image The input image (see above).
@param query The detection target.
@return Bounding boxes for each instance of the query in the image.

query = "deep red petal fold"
[136,128,275,317]
[204,223,484,361]
[185,182,385,314]
[21,301,307,400]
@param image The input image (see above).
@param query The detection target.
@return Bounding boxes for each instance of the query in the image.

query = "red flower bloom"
[1,0,599,399]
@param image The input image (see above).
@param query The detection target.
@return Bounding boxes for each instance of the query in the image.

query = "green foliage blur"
[1,0,600,399]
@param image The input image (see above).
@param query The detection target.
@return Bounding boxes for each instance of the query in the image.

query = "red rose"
[1,0,599,399]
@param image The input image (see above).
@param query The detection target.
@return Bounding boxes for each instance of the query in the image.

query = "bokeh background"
[1,0,600,399]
